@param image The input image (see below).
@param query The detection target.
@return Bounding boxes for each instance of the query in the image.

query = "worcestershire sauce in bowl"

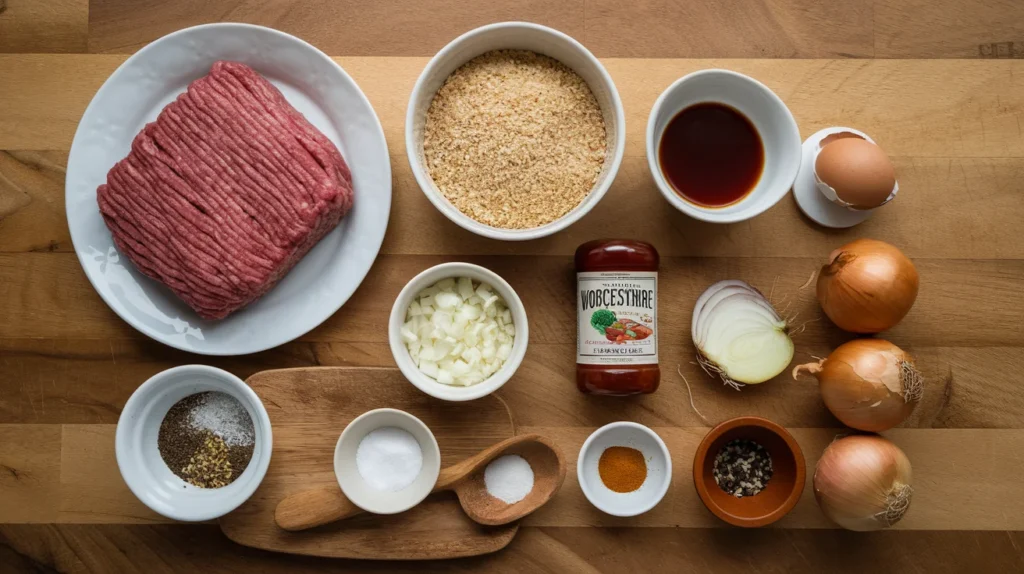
[658,103,764,208]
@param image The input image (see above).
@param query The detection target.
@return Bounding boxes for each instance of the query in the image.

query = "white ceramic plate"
[66,23,391,355]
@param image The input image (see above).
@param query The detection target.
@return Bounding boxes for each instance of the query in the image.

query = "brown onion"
[814,434,913,531]
[817,239,919,333]
[793,339,922,432]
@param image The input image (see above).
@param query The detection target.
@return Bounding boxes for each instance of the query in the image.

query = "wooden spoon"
[274,434,565,532]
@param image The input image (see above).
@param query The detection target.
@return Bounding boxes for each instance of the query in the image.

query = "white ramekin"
[646,69,802,224]
[405,21,625,241]
[334,408,442,514]
[577,421,672,517]
[389,262,528,401]
[115,365,272,522]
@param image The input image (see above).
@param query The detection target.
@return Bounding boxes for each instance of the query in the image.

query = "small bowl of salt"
[334,408,442,514]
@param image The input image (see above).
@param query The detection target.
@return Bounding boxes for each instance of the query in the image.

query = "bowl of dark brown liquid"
[646,69,801,223]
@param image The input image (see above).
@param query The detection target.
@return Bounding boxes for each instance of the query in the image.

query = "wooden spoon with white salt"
[274,434,565,531]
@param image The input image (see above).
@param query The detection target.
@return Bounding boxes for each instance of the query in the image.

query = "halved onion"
[692,280,794,389]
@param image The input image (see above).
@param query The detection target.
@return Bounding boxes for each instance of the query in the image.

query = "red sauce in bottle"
[575,240,660,395]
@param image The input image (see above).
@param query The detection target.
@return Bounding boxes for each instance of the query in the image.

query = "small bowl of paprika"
[577,422,671,517]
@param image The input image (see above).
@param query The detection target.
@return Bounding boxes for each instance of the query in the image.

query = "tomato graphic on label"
[594,313,654,344]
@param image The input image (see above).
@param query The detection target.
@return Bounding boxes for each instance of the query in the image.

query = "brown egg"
[814,138,896,209]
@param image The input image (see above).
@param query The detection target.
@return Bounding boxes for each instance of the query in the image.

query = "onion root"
[880,483,913,527]
[677,365,710,424]
[900,361,924,402]
[696,352,744,391]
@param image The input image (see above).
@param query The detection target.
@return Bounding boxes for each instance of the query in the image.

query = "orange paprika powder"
[598,446,647,493]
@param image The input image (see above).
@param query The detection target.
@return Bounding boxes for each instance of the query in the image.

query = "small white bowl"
[115,365,272,522]
[389,262,529,401]
[577,422,672,517]
[406,21,626,241]
[646,69,802,224]
[334,408,441,514]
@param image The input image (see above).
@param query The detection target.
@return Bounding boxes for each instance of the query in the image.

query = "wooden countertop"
[2,1,1024,572]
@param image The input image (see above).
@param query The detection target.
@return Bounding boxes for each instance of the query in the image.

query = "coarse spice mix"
[423,49,607,230]
[713,439,773,498]
[157,392,255,489]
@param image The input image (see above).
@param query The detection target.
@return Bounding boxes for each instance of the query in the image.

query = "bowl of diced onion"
[389,262,529,401]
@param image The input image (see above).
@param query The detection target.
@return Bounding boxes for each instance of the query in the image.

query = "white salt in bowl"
[389,262,528,402]
[406,21,625,241]
[334,408,442,514]
[577,422,672,517]
[115,365,273,522]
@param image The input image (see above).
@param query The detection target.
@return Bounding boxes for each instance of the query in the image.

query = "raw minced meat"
[97,61,353,319]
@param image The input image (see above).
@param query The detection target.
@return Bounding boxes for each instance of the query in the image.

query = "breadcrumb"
[423,50,607,229]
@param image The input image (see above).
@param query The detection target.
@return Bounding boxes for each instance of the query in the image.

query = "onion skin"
[814,435,913,531]
[793,339,922,432]
[817,239,919,334]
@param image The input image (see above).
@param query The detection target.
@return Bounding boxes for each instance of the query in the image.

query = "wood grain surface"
[2,1,1024,572]
[219,368,518,559]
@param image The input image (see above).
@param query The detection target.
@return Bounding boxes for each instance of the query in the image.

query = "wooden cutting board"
[218,367,518,559]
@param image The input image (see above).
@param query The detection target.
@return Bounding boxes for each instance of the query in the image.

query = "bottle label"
[577,271,658,365]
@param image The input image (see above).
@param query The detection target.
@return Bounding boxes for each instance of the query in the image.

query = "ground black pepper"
[157,392,254,488]
[713,439,773,498]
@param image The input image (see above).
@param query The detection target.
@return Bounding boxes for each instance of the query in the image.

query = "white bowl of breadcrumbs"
[406,22,625,241]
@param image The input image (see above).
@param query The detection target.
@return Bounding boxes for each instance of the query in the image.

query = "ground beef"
[96,61,354,319]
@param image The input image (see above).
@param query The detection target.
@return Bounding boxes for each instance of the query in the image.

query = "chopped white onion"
[692,280,794,388]
[404,276,515,387]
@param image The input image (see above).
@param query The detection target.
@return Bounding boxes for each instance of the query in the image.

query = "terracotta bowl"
[692,416,805,527]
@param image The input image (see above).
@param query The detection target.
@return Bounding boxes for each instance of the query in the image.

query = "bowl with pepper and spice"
[692,416,805,528]
[115,365,272,522]
[406,22,625,241]
[577,422,672,517]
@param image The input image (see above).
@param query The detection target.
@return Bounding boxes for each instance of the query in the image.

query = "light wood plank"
[875,0,1024,58]
[383,155,1024,259]
[501,345,1013,431]
[25,424,1024,529]
[519,427,1024,530]
[87,0,585,55]
[0,0,87,53]
[59,425,164,524]
[0,425,61,523]
[2,524,1022,573]
[0,55,121,151]
[0,4,1020,571]
[1,254,1021,347]
[1,340,1018,431]
[7,153,1024,260]
[0,339,406,424]
[584,0,873,58]
[4,56,1024,160]
[220,368,518,559]
[532,527,1024,573]
[0,151,70,253]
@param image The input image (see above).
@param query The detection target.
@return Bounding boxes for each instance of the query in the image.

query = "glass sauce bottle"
[575,240,660,395]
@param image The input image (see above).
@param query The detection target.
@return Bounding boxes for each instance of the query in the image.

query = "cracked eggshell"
[813,133,898,211]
